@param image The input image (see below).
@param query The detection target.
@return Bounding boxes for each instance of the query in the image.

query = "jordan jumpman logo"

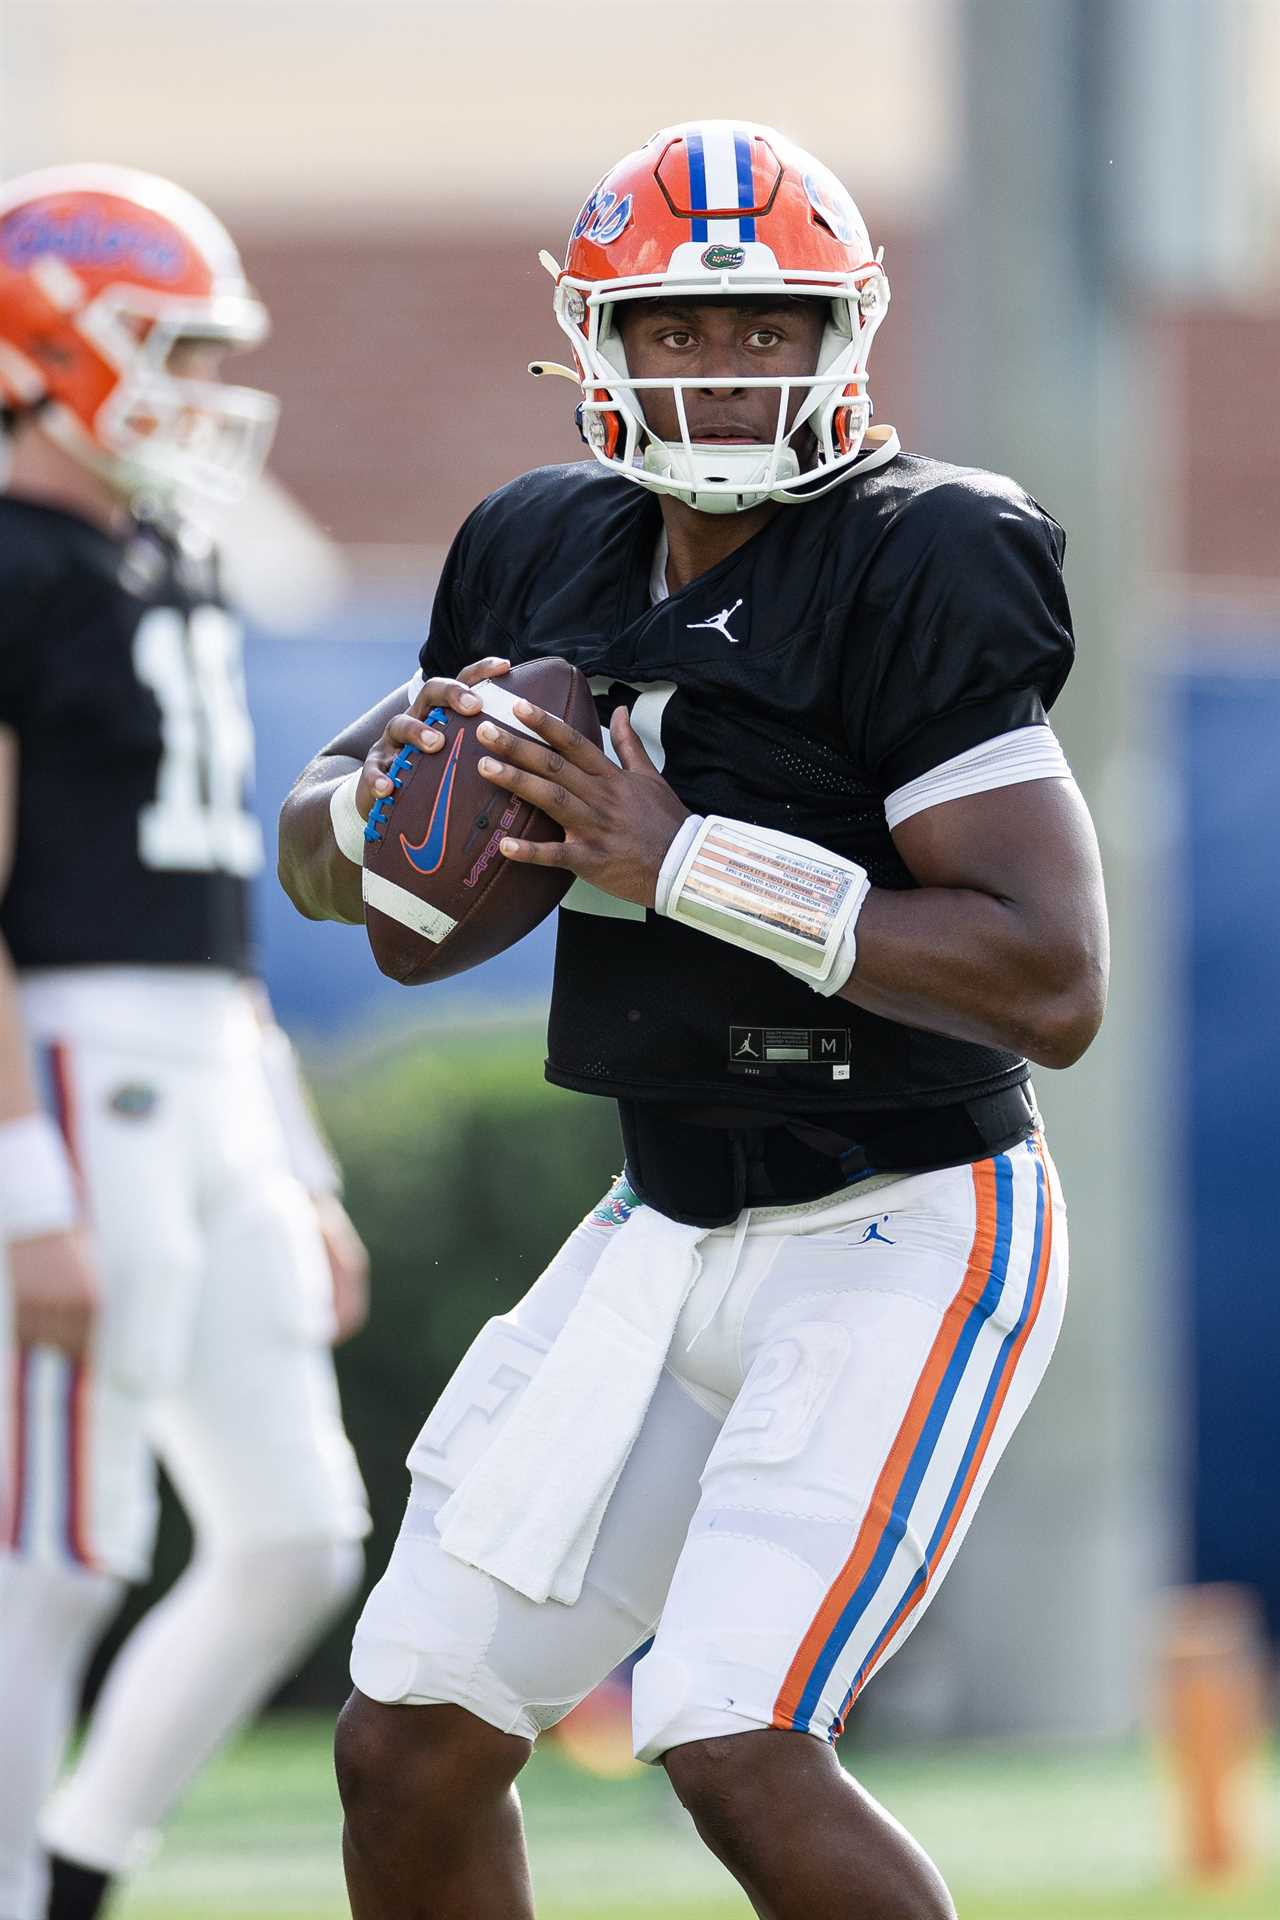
[687,598,744,645]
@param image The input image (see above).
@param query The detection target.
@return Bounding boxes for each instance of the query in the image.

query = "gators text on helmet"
[0,164,277,506]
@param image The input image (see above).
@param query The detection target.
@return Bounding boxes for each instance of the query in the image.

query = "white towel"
[436,1203,708,1605]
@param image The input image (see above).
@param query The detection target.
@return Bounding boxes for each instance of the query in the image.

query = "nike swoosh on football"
[400,730,464,875]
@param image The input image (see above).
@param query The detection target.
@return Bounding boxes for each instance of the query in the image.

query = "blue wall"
[1181,658,1280,1635]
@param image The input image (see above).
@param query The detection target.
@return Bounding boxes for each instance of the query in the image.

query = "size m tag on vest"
[729,1027,851,1077]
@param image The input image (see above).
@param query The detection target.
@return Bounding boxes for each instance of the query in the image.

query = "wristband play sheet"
[666,817,866,983]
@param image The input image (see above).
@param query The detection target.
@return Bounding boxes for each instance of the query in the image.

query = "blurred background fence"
[4,0,1278,1837]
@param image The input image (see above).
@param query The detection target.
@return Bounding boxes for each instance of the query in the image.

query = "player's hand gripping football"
[9,1227,100,1355]
[356,657,512,819]
[475,701,691,908]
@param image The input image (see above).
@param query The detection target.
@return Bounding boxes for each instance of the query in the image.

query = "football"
[361,656,599,985]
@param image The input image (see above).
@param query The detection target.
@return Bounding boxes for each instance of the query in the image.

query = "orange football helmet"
[0,164,277,505]
[534,121,894,513]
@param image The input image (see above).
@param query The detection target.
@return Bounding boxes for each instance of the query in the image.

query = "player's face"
[614,297,827,449]
[166,338,229,382]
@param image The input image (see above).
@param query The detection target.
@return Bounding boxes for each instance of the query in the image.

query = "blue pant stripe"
[833,1152,1048,1728]
[791,1154,1016,1732]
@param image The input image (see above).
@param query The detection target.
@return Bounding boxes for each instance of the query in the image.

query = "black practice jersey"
[418,451,1073,1127]
[0,496,259,971]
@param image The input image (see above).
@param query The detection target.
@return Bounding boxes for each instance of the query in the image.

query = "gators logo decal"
[107,1083,159,1119]
[588,1176,641,1229]
[700,242,746,271]
[802,169,857,244]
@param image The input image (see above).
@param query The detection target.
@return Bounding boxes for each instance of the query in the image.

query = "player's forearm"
[0,933,84,1249]
[0,729,40,1122]
[0,933,41,1124]
[840,883,1107,1069]
[277,758,365,926]
[279,682,431,928]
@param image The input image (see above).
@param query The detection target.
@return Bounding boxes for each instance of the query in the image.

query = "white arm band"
[884,725,1071,830]
[0,1112,79,1242]
[258,1025,343,1197]
[329,770,367,866]
[657,815,869,996]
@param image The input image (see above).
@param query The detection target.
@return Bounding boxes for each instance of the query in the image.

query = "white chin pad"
[642,441,800,512]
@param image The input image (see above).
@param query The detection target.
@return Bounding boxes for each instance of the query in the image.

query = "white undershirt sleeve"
[883,724,1072,831]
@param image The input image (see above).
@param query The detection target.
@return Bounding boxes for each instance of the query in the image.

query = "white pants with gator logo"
[1,968,369,1578]
[351,1134,1067,1759]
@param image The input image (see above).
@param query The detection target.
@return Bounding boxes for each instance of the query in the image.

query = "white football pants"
[0,967,368,1915]
[353,1134,1067,1761]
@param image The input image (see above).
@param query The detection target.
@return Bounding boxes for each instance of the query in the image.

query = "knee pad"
[351,1497,648,1743]
[262,1537,364,1618]
[631,1649,706,1763]
[0,1552,122,1654]
[206,1538,363,1652]
[350,1517,509,1719]
[631,1646,781,1765]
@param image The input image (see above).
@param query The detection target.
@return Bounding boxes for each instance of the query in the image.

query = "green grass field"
[109,1716,1278,1919]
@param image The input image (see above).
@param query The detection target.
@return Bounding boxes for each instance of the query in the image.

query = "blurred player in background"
[0,167,370,1920]
[281,121,1108,1919]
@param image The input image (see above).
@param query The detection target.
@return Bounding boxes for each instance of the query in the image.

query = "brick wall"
[1148,308,1280,587]
[237,228,1279,594]
[237,226,930,548]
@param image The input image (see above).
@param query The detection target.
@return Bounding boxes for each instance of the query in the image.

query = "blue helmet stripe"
[687,131,709,242]
[734,130,756,242]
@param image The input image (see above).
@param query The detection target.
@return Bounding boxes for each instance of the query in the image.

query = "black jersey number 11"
[131,605,264,878]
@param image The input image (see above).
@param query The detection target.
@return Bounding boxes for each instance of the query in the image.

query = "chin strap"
[640,425,899,513]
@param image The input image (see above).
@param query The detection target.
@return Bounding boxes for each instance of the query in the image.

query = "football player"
[0,167,370,1920]
[279,122,1108,1920]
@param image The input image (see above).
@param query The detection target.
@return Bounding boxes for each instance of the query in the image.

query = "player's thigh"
[353,1201,724,1742]
[42,1038,207,1395]
[635,1137,1068,1759]
[3,1039,207,1578]
[150,1165,368,1549]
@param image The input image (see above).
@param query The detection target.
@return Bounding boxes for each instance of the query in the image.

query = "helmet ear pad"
[568,308,627,459]
[834,389,859,456]
[787,302,861,463]
[1,392,53,436]
[592,306,642,460]
[574,397,622,458]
